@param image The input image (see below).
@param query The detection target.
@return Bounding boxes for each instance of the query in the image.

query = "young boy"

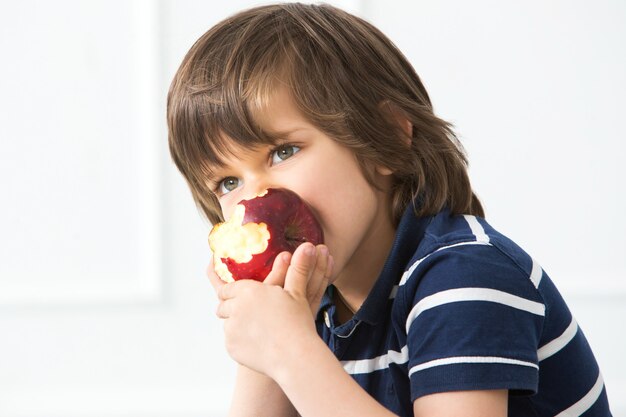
[167,3,612,416]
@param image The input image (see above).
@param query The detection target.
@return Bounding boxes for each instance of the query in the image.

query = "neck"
[333,210,396,319]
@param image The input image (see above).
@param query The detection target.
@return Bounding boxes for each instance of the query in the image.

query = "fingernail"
[305,244,316,257]
[319,246,329,257]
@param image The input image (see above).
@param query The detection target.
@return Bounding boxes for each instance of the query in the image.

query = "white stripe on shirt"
[538,317,578,361]
[342,346,409,375]
[554,372,605,417]
[529,258,543,289]
[463,215,490,243]
[399,256,424,287]
[398,241,492,288]
[340,317,577,377]
[408,355,538,377]
[405,287,546,334]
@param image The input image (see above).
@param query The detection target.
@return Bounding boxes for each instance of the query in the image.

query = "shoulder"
[391,211,547,342]
[396,212,541,301]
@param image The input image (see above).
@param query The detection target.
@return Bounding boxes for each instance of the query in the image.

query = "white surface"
[0,0,624,415]
[0,0,161,304]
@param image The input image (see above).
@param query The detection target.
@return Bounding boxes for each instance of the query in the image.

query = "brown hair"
[167,2,484,226]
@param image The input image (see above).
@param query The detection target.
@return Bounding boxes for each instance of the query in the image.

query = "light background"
[0,0,624,416]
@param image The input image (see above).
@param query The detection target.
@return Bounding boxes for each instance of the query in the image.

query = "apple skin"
[208,188,324,282]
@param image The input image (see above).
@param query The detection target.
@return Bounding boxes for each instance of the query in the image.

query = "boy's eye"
[271,145,300,164]
[218,177,241,195]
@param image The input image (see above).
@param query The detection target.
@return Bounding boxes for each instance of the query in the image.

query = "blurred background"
[0,0,624,416]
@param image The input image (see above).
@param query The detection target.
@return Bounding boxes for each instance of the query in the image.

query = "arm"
[275,338,507,417]
[228,331,507,417]
[208,260,297,417]
[217,244,396,417]
[210,243,333,416]
[413,390,507,417]
[272,332,397,417]
[228,365,296,417]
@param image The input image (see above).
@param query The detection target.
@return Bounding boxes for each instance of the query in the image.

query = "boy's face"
[208,87,395,284]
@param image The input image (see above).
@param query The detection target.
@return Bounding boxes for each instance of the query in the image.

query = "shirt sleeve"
[402,243,545,401]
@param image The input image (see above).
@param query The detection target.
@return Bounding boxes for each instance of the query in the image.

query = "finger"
[263,251,292,287]
[206,258,225,296]
[219,279,259,301]
[309,252,334,314]
[307,245,330,305]
[311,254,334,309]
[215,299,232,319]
[218,281,238,301]
[283,242,316,298]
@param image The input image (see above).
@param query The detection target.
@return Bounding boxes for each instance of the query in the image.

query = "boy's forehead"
[250,86,312,136]
[208,136,260,170]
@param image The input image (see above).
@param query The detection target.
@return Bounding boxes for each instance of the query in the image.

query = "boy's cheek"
[220,205,231,221]
[217,196,237,222]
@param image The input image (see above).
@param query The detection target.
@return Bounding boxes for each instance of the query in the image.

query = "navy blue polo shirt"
[315,205,612,416]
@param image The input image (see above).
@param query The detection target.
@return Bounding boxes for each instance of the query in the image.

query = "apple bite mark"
[208,188,324,282]
[209,204,271,283]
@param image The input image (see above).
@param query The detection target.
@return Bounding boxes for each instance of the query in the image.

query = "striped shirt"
[315,205,612,416]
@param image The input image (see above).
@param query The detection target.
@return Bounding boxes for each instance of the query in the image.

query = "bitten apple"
[208,188,324,282]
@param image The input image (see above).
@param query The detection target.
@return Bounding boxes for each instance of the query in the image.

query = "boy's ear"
[375,100,412,176]
[380,100,413,144]
[375,165,394,176]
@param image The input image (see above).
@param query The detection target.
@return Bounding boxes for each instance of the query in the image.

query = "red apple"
[208,188,324,282]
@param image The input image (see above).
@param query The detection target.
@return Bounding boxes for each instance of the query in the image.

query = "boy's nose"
[243,177,279,201]
[239,169,285,200]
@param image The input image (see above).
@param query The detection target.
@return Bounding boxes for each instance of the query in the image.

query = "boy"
[167,3,612,416]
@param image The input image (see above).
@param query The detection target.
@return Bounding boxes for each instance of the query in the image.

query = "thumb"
[284,243,316,298]
[263,251,291,287]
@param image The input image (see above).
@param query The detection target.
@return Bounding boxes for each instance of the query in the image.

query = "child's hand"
[214,243,332,378]
[207,244,334,317]
[264,244,334,317]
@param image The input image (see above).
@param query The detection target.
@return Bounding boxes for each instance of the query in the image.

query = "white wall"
[0,1,624,416]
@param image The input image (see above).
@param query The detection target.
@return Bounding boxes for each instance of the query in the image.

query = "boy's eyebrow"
[205,159,231,180]
[264,126,312,138]
[201,155,231,184]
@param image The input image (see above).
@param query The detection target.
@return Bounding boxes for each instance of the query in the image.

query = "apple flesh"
[208,188,324,282]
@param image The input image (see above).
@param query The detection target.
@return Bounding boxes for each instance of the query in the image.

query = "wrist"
[270,331,328,385]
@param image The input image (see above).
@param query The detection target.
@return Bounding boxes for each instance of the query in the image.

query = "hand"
[214,243,333,378]
[265,244,334,317]
[207,243,334,317]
